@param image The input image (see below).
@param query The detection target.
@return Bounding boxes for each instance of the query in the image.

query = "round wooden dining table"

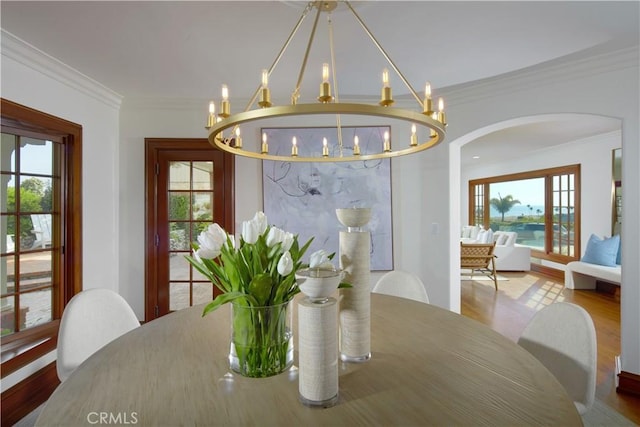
[36,294,581,426]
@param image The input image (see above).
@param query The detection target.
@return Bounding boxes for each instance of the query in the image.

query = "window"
[1,136,59,335]
[469,165,580,263]
[1,99,81,375]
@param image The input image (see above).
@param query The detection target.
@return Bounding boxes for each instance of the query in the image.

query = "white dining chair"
[56,288,140,382]
[517,302,597,415]
[372,270,430,303]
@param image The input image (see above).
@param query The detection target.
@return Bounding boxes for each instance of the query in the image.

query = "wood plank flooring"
[461,271,640,424]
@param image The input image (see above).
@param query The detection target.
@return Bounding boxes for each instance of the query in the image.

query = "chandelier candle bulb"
[353,135,360,155]
[410,124,418,147]
[291,137,298,157]
[220,85,230,118]
[234,127,242,149]
[318,63,332,103]
[207,101,216,128]
[322,137,329,157]
[379,68,393,107]
[259,69,272,108]
[382,68,390,88]
[261,133,269,154]
[437,97,446,125]
[383,131,391,152]
[423,82,433,115]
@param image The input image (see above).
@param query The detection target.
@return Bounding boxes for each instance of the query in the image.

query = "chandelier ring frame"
[207,102,445,162]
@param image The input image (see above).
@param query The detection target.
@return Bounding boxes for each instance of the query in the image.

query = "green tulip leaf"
[249,273,272,306]
[202,292,252,317]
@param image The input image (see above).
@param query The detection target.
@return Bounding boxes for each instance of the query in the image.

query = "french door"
[145,139,234,322]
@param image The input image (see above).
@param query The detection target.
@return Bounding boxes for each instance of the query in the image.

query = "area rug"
[582,399,637,426]
[460,270,509,281]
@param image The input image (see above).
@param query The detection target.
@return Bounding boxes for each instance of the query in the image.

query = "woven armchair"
[460,242,498,290]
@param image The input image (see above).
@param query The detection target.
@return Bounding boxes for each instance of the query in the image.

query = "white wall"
[0,31,122,390]
[118,99,206,318]
[447,47,639,375]
[461,130,622,251]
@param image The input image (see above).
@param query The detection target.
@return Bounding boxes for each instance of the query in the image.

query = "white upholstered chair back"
[372,270,430,304]
[517,302,597,415]
[56,288,140,382]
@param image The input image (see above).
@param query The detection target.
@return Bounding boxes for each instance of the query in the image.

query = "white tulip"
[266,227,284,248]
[309,249,334,269]
[196,223,227,259]
[281,232,294,252]
[266,227,295,251]
[241,219,260,244]
[242,211,268,244]
[277,251,294,275]
[252,211,268,235]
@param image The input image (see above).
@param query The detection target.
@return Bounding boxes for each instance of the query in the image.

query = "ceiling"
[1,1,637,164]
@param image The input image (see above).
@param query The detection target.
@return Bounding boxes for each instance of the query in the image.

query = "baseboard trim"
[530,264,563,281]
[1,362,59,427]
[617,370,640,397]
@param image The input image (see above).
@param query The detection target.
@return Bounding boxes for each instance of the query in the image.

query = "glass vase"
[229,301,293,378]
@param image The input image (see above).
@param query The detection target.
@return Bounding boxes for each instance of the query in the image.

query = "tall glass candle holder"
[336,208,372,362]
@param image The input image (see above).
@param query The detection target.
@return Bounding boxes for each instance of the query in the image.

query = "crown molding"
[1,29,123,110]
[441,45,639,108]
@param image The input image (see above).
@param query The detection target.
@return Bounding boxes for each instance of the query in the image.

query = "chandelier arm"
[327,13,344,156]
[243,2,315,112]
[344,1,423,107]
[292,1,324,103]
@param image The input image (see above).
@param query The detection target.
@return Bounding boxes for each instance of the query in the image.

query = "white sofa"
[460,228,531,271]
[564,261,621,289]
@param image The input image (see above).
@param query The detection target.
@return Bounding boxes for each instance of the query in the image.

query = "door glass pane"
[20,138,52,176]
[1,186,15,213]
[169,255,189,281]
[1,133,17,173]
[169,193,190,221]
[2,254,15,293]
[169,161,190,190]
[191,222,211,245]
[169,222,189,251]
[473,184,484,225]
[192,161,213,190]
[29,213,52,249]
[170,282,190,311]
[192,192,213,221]
[19,251,52,287]
[0,296,15,336]
[193,283,213,305]
[21,288,52,330]
[192,265,208,281]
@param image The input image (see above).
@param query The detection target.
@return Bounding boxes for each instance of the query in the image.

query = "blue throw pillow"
[615,235,621,265]
[581,234,620,267]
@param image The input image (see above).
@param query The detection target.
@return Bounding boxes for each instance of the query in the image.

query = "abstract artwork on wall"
[262,126,392,271]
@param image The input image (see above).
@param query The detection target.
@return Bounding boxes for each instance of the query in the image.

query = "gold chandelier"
[205,0,447,162]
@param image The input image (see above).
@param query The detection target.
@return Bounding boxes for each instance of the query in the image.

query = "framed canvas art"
[262,126,393,271]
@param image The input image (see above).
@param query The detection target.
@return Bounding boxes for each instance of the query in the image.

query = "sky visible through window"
[489,178,544,220]
[7,139,53,187]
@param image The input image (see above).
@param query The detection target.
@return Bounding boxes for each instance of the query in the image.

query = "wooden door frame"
[144,138,234,322]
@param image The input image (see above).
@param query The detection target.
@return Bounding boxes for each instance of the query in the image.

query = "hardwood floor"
[461,271,640,424]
